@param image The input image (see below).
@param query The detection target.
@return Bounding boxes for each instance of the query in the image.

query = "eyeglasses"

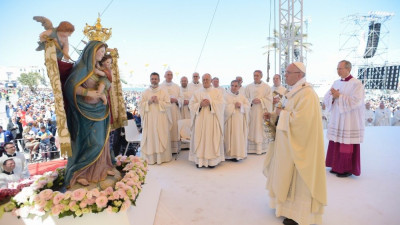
[285,71,301,74]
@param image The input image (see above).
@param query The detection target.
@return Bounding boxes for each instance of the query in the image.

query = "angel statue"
[33,16,75,79]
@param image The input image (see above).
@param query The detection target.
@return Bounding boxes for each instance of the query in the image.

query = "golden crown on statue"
[83,15,112,42]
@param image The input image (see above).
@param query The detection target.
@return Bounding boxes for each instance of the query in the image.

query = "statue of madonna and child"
[34,16,127,189]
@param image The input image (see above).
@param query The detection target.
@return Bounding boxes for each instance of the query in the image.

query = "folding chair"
[177,119,191,160]
[123,119,142,156]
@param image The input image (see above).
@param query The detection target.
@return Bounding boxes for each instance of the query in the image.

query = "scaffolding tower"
[339,11,395,90]
[279,0,303,85]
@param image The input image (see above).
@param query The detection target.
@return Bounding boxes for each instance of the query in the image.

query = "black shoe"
[232,158,239,162]
[336,172,352,177]
[283,218,298,225]
[208,166,215,168]
[196,164,200,168]
[329,169,338,174]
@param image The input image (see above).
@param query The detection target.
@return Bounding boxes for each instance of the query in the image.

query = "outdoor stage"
[148,126,400,225]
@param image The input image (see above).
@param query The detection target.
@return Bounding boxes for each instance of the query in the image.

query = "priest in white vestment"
[392,107,400,126]
[188,72,202,93]
[189,73,225,168]
[271,74,287,110]
[0,158,23,189]
[224,80,250,161]
[139,72,172,165]
[160,70,182,153]
[236,76,246,96]
[364,102,375,126]
[374,102,391,126]
[245,70,272,154]
[180,76,192,119]
[324,60,364,177]
[263,62,327,225]
[212,77,226,95]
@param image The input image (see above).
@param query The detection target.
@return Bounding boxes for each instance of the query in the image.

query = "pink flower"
[51,204,63,216]
[120,156,127,162]
[71,188,87,201]
[106,206,113,213]
[86,198,96,205]
[38,189,53,201]
[104,187,113,195]
[115,182,125,189]
[120,200,131,212]
[64,191,72,199]
[95,195,108,208]
[116,161,122,166]
[117,189,128,199]
[79,201,88,208]
[126,180,135,186]
[53,193,65,205]
[91,188,100,197]
[69,201,77,208]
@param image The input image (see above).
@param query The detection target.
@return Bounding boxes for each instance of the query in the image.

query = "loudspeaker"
[363,22,381,58]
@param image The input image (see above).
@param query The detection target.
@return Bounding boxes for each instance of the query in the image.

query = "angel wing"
[33,16,54,30]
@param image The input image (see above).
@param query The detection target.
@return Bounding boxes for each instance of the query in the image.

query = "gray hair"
[339,60,352,70]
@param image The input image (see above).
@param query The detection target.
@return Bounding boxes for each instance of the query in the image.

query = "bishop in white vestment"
[189,74,225,168]
[224,80,250,161]
[139,73,172,165]
[245,70,272,154]
[263,62,327,225]
[160,70,182,153]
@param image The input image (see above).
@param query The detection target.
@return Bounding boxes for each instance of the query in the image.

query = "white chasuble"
[188,87,225,167]
[139,86,172,164]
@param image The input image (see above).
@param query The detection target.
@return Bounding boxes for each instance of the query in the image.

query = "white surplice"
[139,86,172,164]
[161,81,182,153]
[0,152,30,179]
[374,108,392,126]
[223,90,250,160]
[245,81,272,154]
[365,108,375,126]
[0,172,23,189]
[189,87,225,167]
[180,86,193,119]
[323,77,365,144]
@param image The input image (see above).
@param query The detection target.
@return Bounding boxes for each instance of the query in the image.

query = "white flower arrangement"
[2,155,147,219]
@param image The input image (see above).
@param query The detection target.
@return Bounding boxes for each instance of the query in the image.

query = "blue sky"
[0,0,399,86]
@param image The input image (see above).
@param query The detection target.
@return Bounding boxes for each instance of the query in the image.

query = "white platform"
[1,175,161,225]
[150,126,400,225]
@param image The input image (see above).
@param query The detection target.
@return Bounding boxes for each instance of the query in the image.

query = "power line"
[194,0,221,72]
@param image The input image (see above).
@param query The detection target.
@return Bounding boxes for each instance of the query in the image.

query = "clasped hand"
[252,98,261,104]
[149,96,159,104]
[235,102,241,108]
[330,88,340,99]
[200,99,210,107]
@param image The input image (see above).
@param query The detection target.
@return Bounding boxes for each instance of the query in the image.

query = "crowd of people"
[321,92,400,128]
